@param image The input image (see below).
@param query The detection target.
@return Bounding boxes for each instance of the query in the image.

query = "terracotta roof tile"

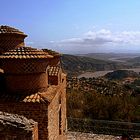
[0,25,26,36]
[23,93,42,103]
[42,49,60,56]
[48,66,60,76]
[0,47,53,59]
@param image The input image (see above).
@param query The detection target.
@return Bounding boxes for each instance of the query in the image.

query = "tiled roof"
[0,47,53,59]
[23,86,57,103]
[0,25,27,36]
[48,66,60,76]
[0,86,57,103]
[23,93,44,103]
[42,49,60,56]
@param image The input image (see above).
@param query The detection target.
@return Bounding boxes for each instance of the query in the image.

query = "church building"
[0,25,67,140]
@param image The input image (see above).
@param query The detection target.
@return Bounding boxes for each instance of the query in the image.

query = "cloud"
[56,29,123,50]
[118,31,140,45]
[57,29,140,49]
[33,29,140,54]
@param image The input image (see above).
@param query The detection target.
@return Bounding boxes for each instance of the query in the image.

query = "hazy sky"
[1,0,140,53]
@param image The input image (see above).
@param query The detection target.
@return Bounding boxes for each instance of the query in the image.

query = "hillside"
[61,54,131,76]
[67,77,140,122]
[67,77,131,96]
[127,56,140,66]
[104,70,139,80]
[78,53,140,61]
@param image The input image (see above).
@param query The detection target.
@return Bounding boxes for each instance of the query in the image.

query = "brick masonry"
[0,74,67,140]
[0,25,67,140]
[48,75,67,140]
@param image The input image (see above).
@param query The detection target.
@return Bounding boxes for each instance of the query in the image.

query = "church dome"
[0,25,27,36]
[0,25,27,53]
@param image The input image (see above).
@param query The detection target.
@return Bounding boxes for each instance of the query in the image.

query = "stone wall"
[0,111,38,140]
[67,132,140,140]
[0,102,48,140]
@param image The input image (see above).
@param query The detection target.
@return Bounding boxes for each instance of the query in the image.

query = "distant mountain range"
[77,53,140,61]
[61,54,131,76]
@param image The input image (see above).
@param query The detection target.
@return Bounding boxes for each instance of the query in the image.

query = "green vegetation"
[125,79,140,95]
[67,77,140,122]
[104,70,139,80]
[65,56,140,135]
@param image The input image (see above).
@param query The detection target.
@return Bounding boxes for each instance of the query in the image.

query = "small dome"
[0,25,27,36]
[0,47,53,59]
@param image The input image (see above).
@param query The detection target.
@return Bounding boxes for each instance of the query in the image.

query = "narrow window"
[59,108,62,135]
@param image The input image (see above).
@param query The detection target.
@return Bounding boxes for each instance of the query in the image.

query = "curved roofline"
[0,46,53,59]
[0,25,27,37]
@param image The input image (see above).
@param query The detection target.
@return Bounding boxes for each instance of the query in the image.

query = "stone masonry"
[0,111,38,140]
[67,132,140,140]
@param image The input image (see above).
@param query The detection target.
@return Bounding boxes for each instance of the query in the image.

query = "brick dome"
[0,25,27,36]
[0,26,58,93]
[0,25,27,53]
[0,47,54,93]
